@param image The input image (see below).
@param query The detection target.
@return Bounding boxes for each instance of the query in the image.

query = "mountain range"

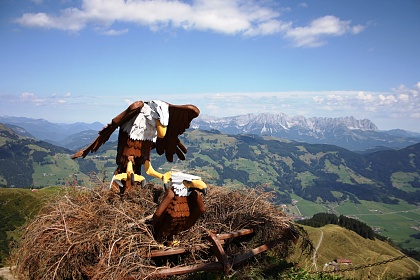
[192,113,420,151]
[2,114,420,152]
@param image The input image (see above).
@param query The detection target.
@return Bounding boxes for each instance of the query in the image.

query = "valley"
[288,194,420,251]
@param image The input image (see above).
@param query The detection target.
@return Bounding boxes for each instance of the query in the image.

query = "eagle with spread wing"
[72,100,200,191]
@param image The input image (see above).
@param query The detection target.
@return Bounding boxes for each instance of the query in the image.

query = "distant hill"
[0,116,104,143]
[162,130,420,205]
[0,124,76,188]
[192,113,420,151]
[1,124,419,205]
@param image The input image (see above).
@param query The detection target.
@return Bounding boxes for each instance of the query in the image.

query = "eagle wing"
[155,104,199,162]
[72,101,144,159]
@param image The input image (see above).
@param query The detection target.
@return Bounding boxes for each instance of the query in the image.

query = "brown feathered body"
[152,188,205,242]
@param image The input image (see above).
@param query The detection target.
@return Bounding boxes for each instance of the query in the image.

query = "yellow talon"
[171,240,181,247]
[162,171,172,184]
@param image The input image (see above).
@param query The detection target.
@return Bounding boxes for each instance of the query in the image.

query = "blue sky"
[1,0,419,132]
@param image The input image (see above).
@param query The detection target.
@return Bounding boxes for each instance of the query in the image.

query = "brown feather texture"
[155,104,199,162]
[72,100,199,169]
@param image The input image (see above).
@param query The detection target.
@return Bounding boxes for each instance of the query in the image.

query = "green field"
[288,224,420,279]
[287,194,420,251]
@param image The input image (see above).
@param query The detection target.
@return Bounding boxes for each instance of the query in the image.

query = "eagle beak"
[155,119,167,138]
[183,179,207,195]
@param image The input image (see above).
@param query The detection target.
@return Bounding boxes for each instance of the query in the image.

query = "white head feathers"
[121,100,169,141]
[147,100,169,126]
[171,171,202,197]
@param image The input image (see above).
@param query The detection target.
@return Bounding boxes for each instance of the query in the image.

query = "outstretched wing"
[72,101,144,159]
[155,104,199,162]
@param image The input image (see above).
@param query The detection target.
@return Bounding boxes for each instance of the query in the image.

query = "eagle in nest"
[152,171,207,244]
[72,100,200,192]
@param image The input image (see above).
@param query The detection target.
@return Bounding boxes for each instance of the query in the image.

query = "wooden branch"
[231,240,278,266]
[207,231,230,273]
[154,262,224,277]
[217,229,254,240]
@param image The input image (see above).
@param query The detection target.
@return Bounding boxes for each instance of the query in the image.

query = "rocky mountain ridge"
[194,113,378,132]
[192,113,419,151]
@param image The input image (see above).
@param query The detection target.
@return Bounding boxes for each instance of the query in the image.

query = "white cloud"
[356,91,374,102]
[99,28,129,36]
[285,15,365,47]
[15,0,365,47]
[378,94,397,105]
[310,82,420,120]
[16,0,274,35]
[15,92,79,106]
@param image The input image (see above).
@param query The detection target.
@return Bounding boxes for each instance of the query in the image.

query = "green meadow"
[288,194,420,251]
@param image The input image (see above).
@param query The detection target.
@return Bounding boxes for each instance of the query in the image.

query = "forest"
[297,212,375,239]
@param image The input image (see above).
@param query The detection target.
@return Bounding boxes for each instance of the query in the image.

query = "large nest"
[11,184,311,280]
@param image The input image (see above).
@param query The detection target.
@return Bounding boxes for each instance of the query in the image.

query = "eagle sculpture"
[72,100,200,192]
[152,171,207,244]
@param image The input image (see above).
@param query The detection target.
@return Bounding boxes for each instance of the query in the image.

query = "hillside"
[289,224,419,279]
[160,130,420,205]
[0,187,66,266]
[0,124,98,188]
[2,122,420,205]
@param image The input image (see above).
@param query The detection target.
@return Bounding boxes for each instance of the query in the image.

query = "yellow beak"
[156,119,167,138]
[183,179,207,195]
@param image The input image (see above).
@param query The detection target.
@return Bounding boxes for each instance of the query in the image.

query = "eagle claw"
[162,171,172,184]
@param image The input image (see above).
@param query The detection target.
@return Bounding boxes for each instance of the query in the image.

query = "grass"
[288,224,420,279]
[289,194,327,217]
[291,195,420,251]
[32,154,81,187]
[230,158,278,184]
[0,187,67,266]
[297,150,330,166]
[391,171,420,192]
[322,159,374,185]
[183,130,237,149]
[296,171,318,188]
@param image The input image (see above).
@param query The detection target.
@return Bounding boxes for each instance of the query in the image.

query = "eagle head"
[169,171,207,197]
